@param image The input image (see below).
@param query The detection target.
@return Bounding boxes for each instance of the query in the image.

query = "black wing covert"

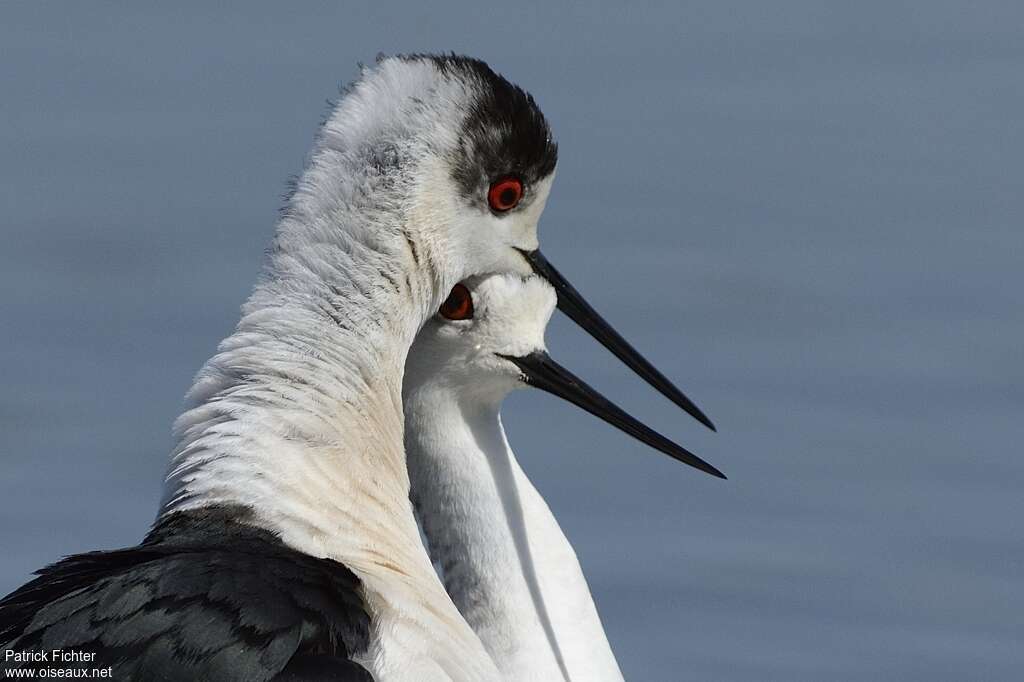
[0,507,373,681]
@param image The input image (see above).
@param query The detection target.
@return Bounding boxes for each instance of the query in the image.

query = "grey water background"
[1,2,1021,679]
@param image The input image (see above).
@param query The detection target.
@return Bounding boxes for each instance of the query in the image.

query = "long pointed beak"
[519,249,716,432]
[500,351,725,479]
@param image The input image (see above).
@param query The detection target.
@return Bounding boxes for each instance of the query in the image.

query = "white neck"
[158,63,501,681]
[406,383,624,682]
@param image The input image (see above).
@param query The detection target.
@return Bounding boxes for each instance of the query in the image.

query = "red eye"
[439,283,474,320]
[487,176,523,212]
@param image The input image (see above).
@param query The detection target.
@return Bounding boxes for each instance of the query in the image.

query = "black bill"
[500,351,725,479]
[519,249,716,432]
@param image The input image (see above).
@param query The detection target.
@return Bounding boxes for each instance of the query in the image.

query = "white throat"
[405,381,625,682]
[158,59,501,682]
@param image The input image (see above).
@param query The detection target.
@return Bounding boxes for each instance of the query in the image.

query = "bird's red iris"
[487,177,523,212]
[439,283,474,320]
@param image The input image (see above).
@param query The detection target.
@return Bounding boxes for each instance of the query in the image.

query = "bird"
[0,54,716,681]
[404,275,722,681]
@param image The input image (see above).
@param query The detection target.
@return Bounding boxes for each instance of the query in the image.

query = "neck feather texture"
[405,384,624,682]
[161,232,497,681]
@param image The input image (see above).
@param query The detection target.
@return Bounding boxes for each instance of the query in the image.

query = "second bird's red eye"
[487,177,523,212]
[439,283,474,320]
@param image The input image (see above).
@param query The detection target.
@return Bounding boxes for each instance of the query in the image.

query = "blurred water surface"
[2,3,1022,680]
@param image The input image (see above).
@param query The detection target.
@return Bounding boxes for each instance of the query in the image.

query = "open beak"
[500,351,725,479]
[520,249,716,432]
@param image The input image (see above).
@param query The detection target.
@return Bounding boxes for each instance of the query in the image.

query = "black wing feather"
[0,507,373,681]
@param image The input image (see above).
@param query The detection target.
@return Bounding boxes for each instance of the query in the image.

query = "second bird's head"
[405,276,724,479]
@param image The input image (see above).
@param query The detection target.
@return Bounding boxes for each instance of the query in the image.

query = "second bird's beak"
[499,351,725,479]
[520,249,716,432]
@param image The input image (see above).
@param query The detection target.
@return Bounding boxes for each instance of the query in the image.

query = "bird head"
[407,275,724,478]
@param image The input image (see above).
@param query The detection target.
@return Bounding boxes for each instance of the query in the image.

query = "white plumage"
[158,56,554,681]
[406,274,625,681]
